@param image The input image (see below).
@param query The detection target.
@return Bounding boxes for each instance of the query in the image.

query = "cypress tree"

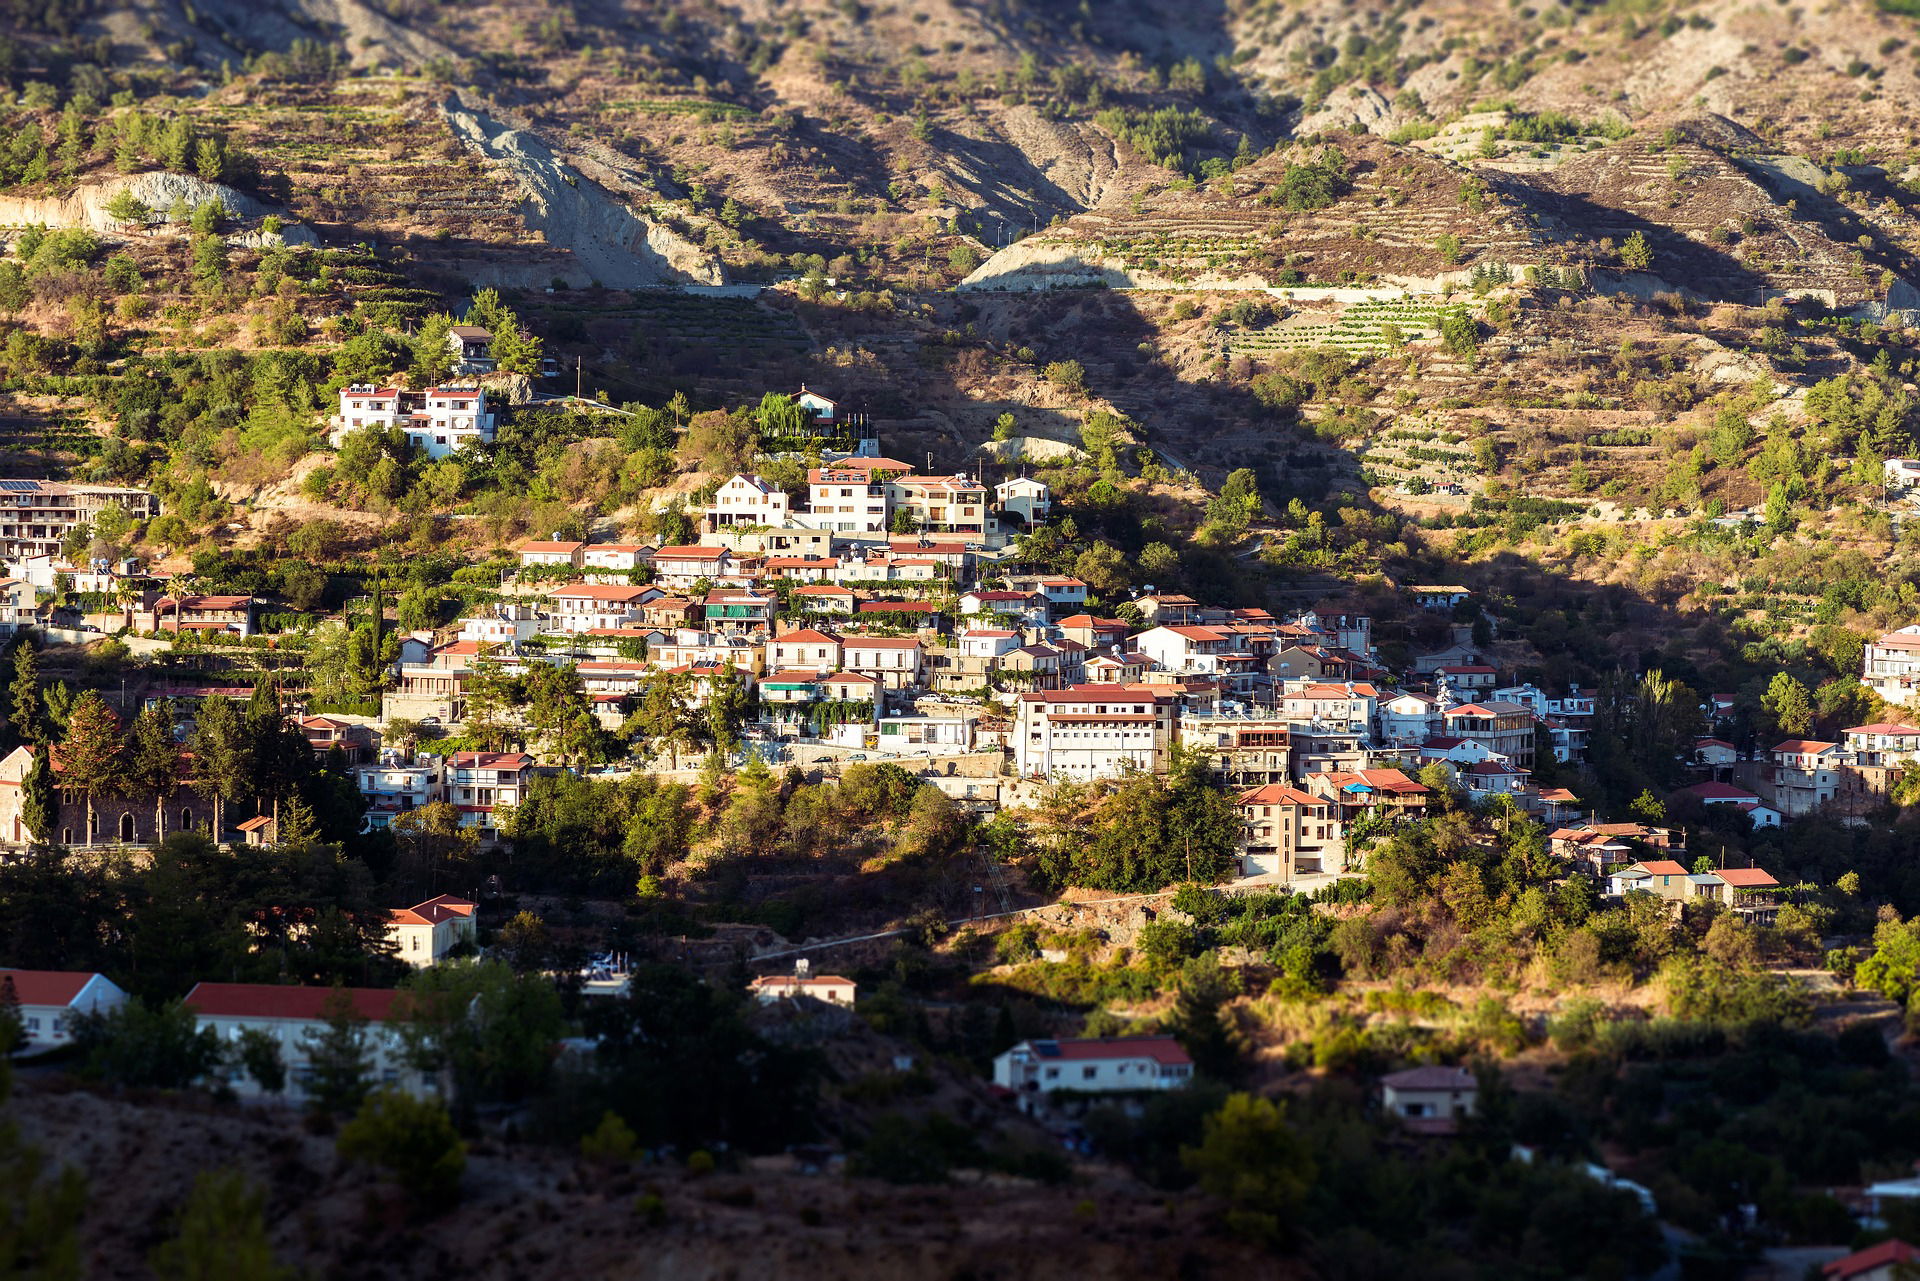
[9,642,43,746]
[20,743,55,845]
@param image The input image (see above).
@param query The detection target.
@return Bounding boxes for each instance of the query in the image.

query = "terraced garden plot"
[1230,300,1468,355]
[605,99,756,119]
[537,293,811,357]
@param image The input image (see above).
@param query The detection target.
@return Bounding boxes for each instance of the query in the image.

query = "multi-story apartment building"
[550,583,652,634]
[1440,700,1536,768]
[1865,625,1920,707]
[353,758,444,830]
[329,384,497,459]
[1768,739,1842,816]
[806,464,890,533]
[1181,713,1292,787]
[702,588,775,635]
[0,480,157,561]
[1278,682,1380,734]
[1013,684,1178,779]
[887,475,995,540]
[1841,721,1920,800]
[445,751,532,834]
[1236,783,1342,878]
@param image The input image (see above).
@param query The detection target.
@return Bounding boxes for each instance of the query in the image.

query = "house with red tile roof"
[184,982,424,1101]
[993,1036,1193,1098]
[0,969,126,1049]
[1770,739,1842,816]
[516,539,584,569]
[387,895,477,968]
[1236,783,1341,878]
[445,752,532,834]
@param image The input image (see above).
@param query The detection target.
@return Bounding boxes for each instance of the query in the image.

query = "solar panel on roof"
[0,480,35,492]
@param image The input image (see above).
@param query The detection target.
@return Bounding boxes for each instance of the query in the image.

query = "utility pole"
[575,355,584,401]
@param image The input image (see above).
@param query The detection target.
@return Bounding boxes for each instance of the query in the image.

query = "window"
[1082,1066,1097,1080]
[1044,1067,1059,1080]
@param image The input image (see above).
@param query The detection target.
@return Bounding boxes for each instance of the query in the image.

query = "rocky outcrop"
[0,172,312,242]
[440,95,724,289]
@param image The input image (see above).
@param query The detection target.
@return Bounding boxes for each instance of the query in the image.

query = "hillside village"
[19,0,1920,1276]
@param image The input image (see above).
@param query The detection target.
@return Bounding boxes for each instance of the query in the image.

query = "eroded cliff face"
[0,172,311,243]
[440,96,725,289]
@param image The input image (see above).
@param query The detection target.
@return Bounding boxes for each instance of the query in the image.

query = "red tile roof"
[449,751,532,769]
[1238,783,1322,807]
[1825,1240,1920,1280]
[1715,867,1778,888]
[1633,860,1689,876]
[0,969,102,1007]
[1038,1036,1191,1066]
[1683,781,1759,800]
[389,895,476,926]
[183,982,401,1022]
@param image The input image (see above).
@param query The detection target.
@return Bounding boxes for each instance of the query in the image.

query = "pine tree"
[60,691,123,847]
[127,699,181,843]
[9,642,43,746]
[277,794,319,848]
[20,744,54,846]
[149,1168,293,1281]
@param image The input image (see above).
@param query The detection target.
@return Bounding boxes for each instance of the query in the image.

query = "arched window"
[60,828,70,846]
[118,813,135,842]
[180,808,193,832]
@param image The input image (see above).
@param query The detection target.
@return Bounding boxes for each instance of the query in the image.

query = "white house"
[550,583,652,633]
[386,895,477,968]
[769,628,843,673]
[445,751,532,833]
[354,758,444,830]
[806,464,890,533]
[1769,738,1841,816]
[1864,626,1920,706]
[747,962,856,1005]
[330,385,497,459]
[517,540,584,570]
[1380,1065,1478,1133]
[707,474,792,528]
[0,969,127,1050]
[994,475,1051,525]
[959,628,1022,660]
[1887,458,1920,491]
[993,1036,1194,1096]
[582,544,648,574]
[184,982,422,1101]
[649,544,733,588]
[1013,685,1177,779]
[459,604,543,647]
[876,713,975,754]
[448,324,494,373]
[1377,691,1439,745]
[841,635,922,690]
